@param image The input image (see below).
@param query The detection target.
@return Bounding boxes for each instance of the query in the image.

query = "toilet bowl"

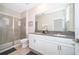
[20,38,28,48]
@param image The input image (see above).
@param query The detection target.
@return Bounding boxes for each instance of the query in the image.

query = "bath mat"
[27,51,38,55]
[0,48,16,55]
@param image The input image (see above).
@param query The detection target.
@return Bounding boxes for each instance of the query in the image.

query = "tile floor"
[9,47,31,55]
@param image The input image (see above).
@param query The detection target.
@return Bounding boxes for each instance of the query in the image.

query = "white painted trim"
[26,11,29,35]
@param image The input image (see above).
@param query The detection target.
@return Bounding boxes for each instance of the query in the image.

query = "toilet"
[20,38,28,48]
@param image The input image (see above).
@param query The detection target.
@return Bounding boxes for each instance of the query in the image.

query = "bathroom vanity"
[28,4,75,55]
[29,32,75,55]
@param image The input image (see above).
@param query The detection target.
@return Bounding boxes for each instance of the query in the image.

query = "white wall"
[66,4,74,32]
[75,3,79,39]
[74,4,79,55]
[27,3,68,33]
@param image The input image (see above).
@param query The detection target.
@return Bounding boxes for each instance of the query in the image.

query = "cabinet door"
[29,36,35,49]
[36,39,59,55]
[29,35,38,49]
[60,45,75,55]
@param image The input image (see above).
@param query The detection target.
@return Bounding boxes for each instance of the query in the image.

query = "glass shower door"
[0,15,9,44]
[0,15,14,44]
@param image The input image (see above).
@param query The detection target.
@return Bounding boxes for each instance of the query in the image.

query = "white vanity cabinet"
[29,34,37,49]
[36,39,59,55]
[60,45,75,55]
[29,34,75,55]
[59,42,75,55]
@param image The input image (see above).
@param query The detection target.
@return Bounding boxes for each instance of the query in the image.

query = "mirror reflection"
[35,4,74,33]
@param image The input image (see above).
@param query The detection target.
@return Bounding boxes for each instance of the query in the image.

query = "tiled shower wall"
[20,17,26,39]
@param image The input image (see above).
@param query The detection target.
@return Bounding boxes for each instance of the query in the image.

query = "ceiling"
[0,3,37,13]
[0,3,69,13]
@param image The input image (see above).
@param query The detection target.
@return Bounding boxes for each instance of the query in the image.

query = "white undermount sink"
[54,34,67,37]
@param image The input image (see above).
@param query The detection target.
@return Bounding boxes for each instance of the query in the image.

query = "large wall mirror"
[35,4,74,33]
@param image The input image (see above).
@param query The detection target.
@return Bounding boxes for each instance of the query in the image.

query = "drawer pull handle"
[57,46,59,50]
[34,40,36,43]
[60,46,61,50]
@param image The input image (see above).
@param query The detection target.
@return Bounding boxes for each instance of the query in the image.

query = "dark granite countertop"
[30,31,75,39]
